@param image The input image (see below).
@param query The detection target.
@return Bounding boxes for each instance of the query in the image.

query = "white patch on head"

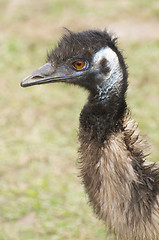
[93,46,122,80]
[92,46,123,99]
[93,47,118,67]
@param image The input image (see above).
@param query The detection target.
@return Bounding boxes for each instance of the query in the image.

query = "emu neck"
[79,94,126,144]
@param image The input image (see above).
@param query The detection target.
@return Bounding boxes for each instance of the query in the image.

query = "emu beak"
[21,63,74,88]
[21,63,56,87]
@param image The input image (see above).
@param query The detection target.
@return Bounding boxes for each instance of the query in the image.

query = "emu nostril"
[32,75,44,79]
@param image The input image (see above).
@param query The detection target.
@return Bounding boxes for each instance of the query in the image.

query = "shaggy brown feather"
[79,112,159,240]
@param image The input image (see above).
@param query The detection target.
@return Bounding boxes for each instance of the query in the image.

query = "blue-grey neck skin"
[90,47,123,102]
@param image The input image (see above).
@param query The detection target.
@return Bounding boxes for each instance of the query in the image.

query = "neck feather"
[79,93,127,144]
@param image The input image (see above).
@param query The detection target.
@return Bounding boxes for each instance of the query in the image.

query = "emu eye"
[73,60,86,70]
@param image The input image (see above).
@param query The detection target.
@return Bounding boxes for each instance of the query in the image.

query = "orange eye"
[73,60,86,70]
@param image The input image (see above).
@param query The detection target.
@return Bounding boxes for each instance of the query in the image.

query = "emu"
[21,29,159,240]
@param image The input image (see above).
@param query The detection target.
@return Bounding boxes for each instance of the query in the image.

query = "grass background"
[0,0,159,239]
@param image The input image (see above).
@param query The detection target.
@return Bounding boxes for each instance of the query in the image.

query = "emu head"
[21,30,128,102]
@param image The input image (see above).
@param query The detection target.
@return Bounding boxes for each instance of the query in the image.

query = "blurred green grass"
[0,0,159,239]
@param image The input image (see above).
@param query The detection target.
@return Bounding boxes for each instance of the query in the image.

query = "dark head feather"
[47,29,118,65]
